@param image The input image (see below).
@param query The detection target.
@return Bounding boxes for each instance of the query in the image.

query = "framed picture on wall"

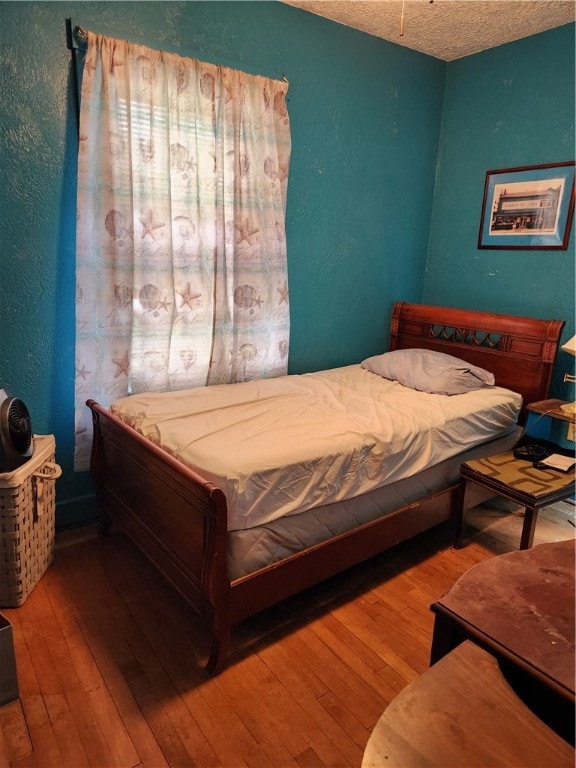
[478,161,575,250]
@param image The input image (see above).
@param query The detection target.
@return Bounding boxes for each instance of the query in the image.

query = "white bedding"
[227,427,522,579]
[110,364,522,531]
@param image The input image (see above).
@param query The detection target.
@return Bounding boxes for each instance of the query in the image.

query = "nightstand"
[455,450,575,550]
[526,399,576,447]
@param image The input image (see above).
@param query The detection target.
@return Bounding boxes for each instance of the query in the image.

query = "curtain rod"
[64,19,288,83]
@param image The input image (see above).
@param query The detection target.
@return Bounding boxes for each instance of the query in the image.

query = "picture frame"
[478,161,575,250]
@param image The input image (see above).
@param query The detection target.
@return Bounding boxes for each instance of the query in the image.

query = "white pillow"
[361,348,495,395]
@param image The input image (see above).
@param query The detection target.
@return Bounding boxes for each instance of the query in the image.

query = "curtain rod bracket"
[66,18,88,51]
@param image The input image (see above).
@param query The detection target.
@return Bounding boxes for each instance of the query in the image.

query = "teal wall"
[424,23,575,398]
[0,2,445,528]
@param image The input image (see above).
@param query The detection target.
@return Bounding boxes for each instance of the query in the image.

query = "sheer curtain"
[74,33,291,470]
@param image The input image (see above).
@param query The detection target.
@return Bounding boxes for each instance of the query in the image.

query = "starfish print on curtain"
[74,32,291,470]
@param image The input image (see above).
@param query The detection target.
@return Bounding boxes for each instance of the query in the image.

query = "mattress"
[111,364,522,531]
[227,426,522,580]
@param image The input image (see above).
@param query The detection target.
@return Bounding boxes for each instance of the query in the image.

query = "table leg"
[430,611,462,664]
[454,477,467,548]
[519,506,539,550]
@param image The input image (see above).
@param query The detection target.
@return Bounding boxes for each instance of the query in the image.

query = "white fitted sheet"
[111,364,521,531]
[227,427,522,579]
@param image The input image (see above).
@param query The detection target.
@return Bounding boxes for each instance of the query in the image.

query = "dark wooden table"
[456,449,575,549]
[430,539,575,741]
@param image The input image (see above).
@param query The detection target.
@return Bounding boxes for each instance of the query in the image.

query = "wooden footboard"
[88,400,232,671]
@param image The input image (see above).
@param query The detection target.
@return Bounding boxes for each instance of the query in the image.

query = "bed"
[87,302,564,673]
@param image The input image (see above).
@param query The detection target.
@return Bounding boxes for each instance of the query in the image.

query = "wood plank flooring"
[0,499,574,767]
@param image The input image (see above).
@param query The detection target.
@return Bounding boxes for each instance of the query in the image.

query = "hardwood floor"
[0,499,574,767]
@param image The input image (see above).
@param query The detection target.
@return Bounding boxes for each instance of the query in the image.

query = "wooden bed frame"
[87,302,564,673]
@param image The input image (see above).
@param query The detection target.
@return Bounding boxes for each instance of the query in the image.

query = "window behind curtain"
[74,32,291,471]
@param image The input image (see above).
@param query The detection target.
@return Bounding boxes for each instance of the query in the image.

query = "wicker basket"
[0,435,61,607]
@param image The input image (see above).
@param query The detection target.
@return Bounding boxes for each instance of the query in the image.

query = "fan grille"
[7,399,32,453]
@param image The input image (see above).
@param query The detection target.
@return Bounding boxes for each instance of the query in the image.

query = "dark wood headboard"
[390,302,565,423]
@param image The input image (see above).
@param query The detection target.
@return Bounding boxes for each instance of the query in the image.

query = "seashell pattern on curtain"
[74,32,291,470]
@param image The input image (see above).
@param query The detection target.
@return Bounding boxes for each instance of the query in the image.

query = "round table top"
[362,640,574,768]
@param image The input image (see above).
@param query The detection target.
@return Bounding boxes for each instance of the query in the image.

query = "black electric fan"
[0,388,34,472]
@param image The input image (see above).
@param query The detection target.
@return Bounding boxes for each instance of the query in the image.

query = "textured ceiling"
[282,1,575,61]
